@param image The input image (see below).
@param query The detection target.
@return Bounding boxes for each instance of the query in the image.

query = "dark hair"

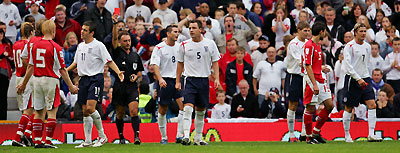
[373,68,383,75]
[135,16,145,23]
[236,1,245,10]
[24,15,35,23]
[139,82,150,94]
[83,21,96,33]
[297,21,310,30]
[0,21,5,26]
[166,24,178,33]
[311,22,326,36]
[21,22,34,39]
[224,15,235,23]
[118,31,130,40]
[35,18,46,36]
[227,37,238,45]
[250,2,263,15]
[227,1,237,8]
[393,37,400,42]
[189,20,203,29]
[370,41,380,48]
[216,90,225,97]
[350,4,365,19]
[0,29,6,44]
[376,9,385,19]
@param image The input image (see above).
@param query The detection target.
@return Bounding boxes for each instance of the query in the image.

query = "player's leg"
[193,78,209,146]
[128,101,141,144]
[75,77,93,148]
[343,105,353,142]
[287,100,299,141]
[312,98,334,143]
[23,108,35,146]
[115,105,126,143]
[30,78,48,148]
[175,97,184,143]
[365,99,382,142]
[42,80,61,148]
[342,75,361,143]
[158,104,168,144]
[87,100,107,147]
[12,108,33,147]
[181,78,195,145]
[43,107,58,148]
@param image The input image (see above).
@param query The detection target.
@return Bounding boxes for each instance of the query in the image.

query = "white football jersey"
[177,38,220,77]
[74,39,112,76]
[286,37,306,75]
[211,103,231,119]
[342,39,371,80]
[150,41,179,78]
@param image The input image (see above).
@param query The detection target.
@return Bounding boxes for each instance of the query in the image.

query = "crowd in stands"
[1,0,400,121]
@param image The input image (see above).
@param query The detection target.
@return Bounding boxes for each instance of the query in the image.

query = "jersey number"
[362,54,365,62]
[81,53,86,61]
[94,87,101,96]
[36,49,46,68]
[14,49,23,68]
[197,52,201,59]
[172,56,176,63]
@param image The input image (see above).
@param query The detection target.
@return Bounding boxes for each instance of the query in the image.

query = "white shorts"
[16,76,33,111]
[303,75,332,105]
[32,76,61,110]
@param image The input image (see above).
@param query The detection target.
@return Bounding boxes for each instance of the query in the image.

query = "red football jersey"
[26,36,43,62]
[13,40,28,77]
[302,39,324,83]
[29,39,65,78]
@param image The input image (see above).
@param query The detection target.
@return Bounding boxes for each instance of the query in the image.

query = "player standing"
[11,22,35,147]
[17,20,78,148]
[302,22,334,144]
[111,31,144,145]
[67,21,124,148]
[285,21,310,142]
[150,25,184,144]
[342,23,383,142]
[176,20,221,145]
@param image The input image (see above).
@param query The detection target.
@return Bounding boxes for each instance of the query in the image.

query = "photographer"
[259,88,286,119]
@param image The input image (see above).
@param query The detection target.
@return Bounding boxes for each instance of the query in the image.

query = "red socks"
[314,108,330,134]
[43,118,57,144]
[24,114,35,138]
[32,119,43,144]
[303,110,313,140]
[14,114,30,141]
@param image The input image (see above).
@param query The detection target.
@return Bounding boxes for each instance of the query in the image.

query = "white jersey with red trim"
[342,39,371,81]
[74,39,112,76]
[150,41,180,78]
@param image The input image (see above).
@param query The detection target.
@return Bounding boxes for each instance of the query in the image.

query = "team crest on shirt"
[204,46,209,52]
[132,63,137,70]
[88,48,92,54]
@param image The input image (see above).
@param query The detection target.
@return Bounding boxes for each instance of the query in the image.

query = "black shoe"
[312,133,327,143]
[21,135,33,147]
[193,141,209,145]
[299,135,307,142]
[43,143,58,148]
[119,138,126,144]
[307,137,320,144]
[175,137,183,144]
[181,138,191,146]
[34,144,50,148]
[12,140,26,147]
[134,137,141,145]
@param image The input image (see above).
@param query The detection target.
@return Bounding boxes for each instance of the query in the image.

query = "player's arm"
[175,61,184,91]
[153,64,167,88]
[16,64,33,94]
[342,45,366,86]
[112,14,119,49]
[60,68,78,94]
[305,64,319,95]
[211,61,221,90]
[252,78,258,96]
[107,61,124,82]
[66,62,77,72]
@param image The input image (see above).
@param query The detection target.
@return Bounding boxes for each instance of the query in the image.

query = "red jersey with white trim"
[302,39,324,83]
[29,39,65,78]
[23,36,43,60]
[13,40,28,77]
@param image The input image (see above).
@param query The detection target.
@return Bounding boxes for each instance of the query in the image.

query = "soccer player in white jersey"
[342,23,383,143]
[150,25,184,144]
[176,20,221,145]
[67,21,124,148]
[284,21,310,142]
[17,20,78,148]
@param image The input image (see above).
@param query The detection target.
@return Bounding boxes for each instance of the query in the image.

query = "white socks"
[90,110,106,138]
[194,110,206,142]
[343,111,352,139]
[176,110,184,138]
[158,113,167,140]
[368,109,377,136]
[287,110,295,138]
[183,106,193,139]
[83,116,93,143]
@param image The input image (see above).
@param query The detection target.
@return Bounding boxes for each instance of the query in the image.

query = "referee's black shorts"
[112,81,139,106]
[343,75,375,107]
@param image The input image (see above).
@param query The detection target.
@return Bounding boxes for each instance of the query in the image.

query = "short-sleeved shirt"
[29,39,65,78]
[302,39,324,83]
[13,40,28,77]
[272,18,291,44]
[253,60,286,95]
[111,47,144,83]
[286,37,306,75]
[150,41,179,78]
[177,38,220,77]
[22,36,42,59]
[74,39,112,76]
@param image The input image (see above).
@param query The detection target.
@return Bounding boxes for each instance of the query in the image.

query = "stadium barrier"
[1,120,399,145]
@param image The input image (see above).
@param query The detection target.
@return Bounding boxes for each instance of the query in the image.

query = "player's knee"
[367,102,376,109]
[130,109,138,117]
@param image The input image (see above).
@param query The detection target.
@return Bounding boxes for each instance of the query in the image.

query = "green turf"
[1,141,399,153]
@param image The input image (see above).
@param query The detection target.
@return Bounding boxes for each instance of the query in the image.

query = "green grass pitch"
[1,141,399,153]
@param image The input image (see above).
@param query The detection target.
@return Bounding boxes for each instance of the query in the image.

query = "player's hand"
[238,14,248,23]
[9,20,14,26]
[159,78,167,88]
[392,60,398,68]
[175,81,182,91]
[357,79,367,87]
[130,74,138,82]
[322,65,330,73]
[214,79,222,90]
[69,85,79,94]
[16,83,26,95]
[313,85,319,95]
[118,71,125,82]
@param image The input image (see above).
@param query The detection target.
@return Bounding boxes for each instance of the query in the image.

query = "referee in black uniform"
[110,31,144,145]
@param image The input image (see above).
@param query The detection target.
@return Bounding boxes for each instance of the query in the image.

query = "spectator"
[366,0,392,21]
[214,9,225,21]
[230,80,258,118]
[373,9,385,32]
[0,0,22,43]
[104,75,112,98]
[84,0,113,43]
[250,2,264,24]
[70,0,96,25]
[345,4,366,31]
[343,31,354,44]
[66,77,80,110]
[218,2,237,32]
[334,51,346,111]
[325,8,346,44]
[391,1,400,31]
[105,16,138,52]
[125,0,152,23]
[248,27,262,52]
[134,24,146,41]
[0,28,12,120]
[336,0,355,30]
[237,1,263,28]
[54,6,82,47]
[150,0,178,28]
[141,17,166,60]
[23,1,45,22]
[375,17,400,44]
[126,16,136,34]
[376,91,395,118]
[382,37,400,94]
[253,46,286,108]
[272,6,291,49]
[259,87,287,118]
[138,82,154,123]
[171,0,207,16]
[353,15,375,43]
[297,10,311,25]
[320,32,343,69]
[394,93,400,117]
[368,42,384,75]
[379,25,396,58]
[225,47,253,97]
[211,90,231,119]
[371,68,395,102]
[63,32,79,67]
[216,14,258,54]
[198,3,222,36]
[290,0,314,25]
[251,35,269,70]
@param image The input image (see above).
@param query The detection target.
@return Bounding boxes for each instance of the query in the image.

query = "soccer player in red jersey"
[11,22,35,147]
[17,20,78,148]
[302,22,334,144]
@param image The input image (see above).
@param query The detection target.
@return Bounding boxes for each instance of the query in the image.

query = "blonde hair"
[357,15,371,29]
[63,32,78,48]
[179,9,193,17]
[41,20,56,36]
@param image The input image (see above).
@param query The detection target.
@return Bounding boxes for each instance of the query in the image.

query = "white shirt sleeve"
[99,43,112,65]
[253,62,262,79]
[21,43,29,59]
[342,44,361,80]
[177,42,185,62]
[150,46,161,66]
[210,41,220,62]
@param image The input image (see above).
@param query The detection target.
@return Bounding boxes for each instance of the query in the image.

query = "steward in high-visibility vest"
[138,94,153,123]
